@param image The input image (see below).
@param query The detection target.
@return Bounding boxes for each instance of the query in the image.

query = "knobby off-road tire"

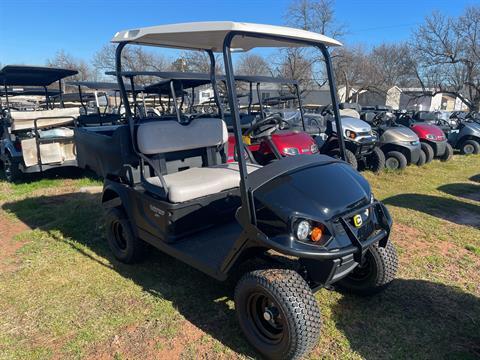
[235,269,321,360]
[337,241,398,296]
[2,153,22,182]
[329,148,358,170]
[367,147,385,173]
[461,139,480,155]
[385,151,407,170]
[421,142,434,163]
[105,207,145,264]
[440,143,453,162]
[416,150,426,166]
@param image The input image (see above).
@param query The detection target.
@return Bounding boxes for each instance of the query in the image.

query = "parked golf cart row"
[4,21,478,359]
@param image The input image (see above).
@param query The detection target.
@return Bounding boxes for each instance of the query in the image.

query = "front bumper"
[425,140,447,157]
[346,135,378,157]
[268,201,392,257]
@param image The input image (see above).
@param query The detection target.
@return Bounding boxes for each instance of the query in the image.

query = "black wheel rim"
[4,157,13,181]
[348,252,375,282]
[111,221,128,251]
[386,157,399,169]
[464,144,474,154]
[247,292,285,344]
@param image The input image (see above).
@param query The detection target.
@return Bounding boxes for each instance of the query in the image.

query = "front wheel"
[337,241,398,296]
[440,143,453,162]
[421,142,434,163]
[235,269,321,359]
[416,150,426,166]
[460,140,480,155]
[385,151,407,170]
[366,147,385,173]
[329,148,358,170]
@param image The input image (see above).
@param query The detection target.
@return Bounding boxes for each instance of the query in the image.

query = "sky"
[0,0,476,66]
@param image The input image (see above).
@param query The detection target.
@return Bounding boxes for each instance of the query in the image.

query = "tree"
[46,50,92,81]
[171,51,224,74]
[285,0,346,38]
[275,48,314,96]
[93,44,171,85]
[412,6,480,110]
[235,53,272,76]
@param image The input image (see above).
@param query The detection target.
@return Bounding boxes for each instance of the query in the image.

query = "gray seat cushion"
[146,162,261,203]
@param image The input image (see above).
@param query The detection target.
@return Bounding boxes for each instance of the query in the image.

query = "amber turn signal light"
[310,226,324,242]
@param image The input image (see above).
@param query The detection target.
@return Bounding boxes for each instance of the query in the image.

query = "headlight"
[283,147,299,156]
[410,140,420,146]
[426,134,436,140]
[310,143,319,153]
[295,220,311,240]
[345,130,357,139]
[294,219,327,243]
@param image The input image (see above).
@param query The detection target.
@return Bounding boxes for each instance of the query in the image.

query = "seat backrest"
[137,117,228,155]
[10,107,80,131]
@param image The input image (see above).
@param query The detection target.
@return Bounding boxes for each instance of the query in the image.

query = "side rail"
[32,116,77,171]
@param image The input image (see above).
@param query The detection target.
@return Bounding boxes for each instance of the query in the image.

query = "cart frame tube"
[114,35,346,226]
[222,31,346,225]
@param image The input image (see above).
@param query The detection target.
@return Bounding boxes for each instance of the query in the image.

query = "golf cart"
[440,111,480,154]
[361,106,423,169]
[224,75,319,165]
[95,22,397,359]
[313,104,385,172]
[396,111,453,162]
[0,65,80,181]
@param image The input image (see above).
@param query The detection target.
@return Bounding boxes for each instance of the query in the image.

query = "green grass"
[0,156,479,359]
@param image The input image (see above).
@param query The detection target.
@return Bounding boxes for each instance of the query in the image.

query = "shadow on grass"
[384,193,480,229]
[0,167,99,184]
[438,183,480,202]
[332,279,480,359]
[2,192,255,357]
[3,192,480,358]
[470,174,480,183]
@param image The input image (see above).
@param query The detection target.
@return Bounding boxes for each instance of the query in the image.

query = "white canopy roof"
[111,21,342,51]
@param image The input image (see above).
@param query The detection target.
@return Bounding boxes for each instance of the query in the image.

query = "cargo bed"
[74,124,138,178]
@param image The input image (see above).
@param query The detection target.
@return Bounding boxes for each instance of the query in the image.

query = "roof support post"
[58,80,64,108]
[319,44,346,161]
[206,50,224,119]
[223,32,254,225]
[294,83,306,131]
[256,82,265,119]
[169,80,181,122]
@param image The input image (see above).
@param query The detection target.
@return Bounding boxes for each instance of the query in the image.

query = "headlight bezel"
[345,129,357,140]
[292,218,330,245]
[283,147,300,156]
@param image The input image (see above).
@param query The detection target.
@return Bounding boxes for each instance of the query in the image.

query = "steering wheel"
[320,104,334,117]
[244,113,290,139]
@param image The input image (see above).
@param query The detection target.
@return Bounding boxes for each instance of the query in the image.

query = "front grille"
[357,220,374,241]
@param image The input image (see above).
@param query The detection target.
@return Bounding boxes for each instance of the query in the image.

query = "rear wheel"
[329,149,358,170]
[416,150,426,166]
[105,207,145,263]
[460,140,480,155]
[337,241,398,296]
[235,269,321,359]
[385,151,407,170]
[421,142,434,163]
[2,153,22,182]
[440,143,453,161]
[366,147,385,173]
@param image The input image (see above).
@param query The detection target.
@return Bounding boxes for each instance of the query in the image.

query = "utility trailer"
[0,65,80,181]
